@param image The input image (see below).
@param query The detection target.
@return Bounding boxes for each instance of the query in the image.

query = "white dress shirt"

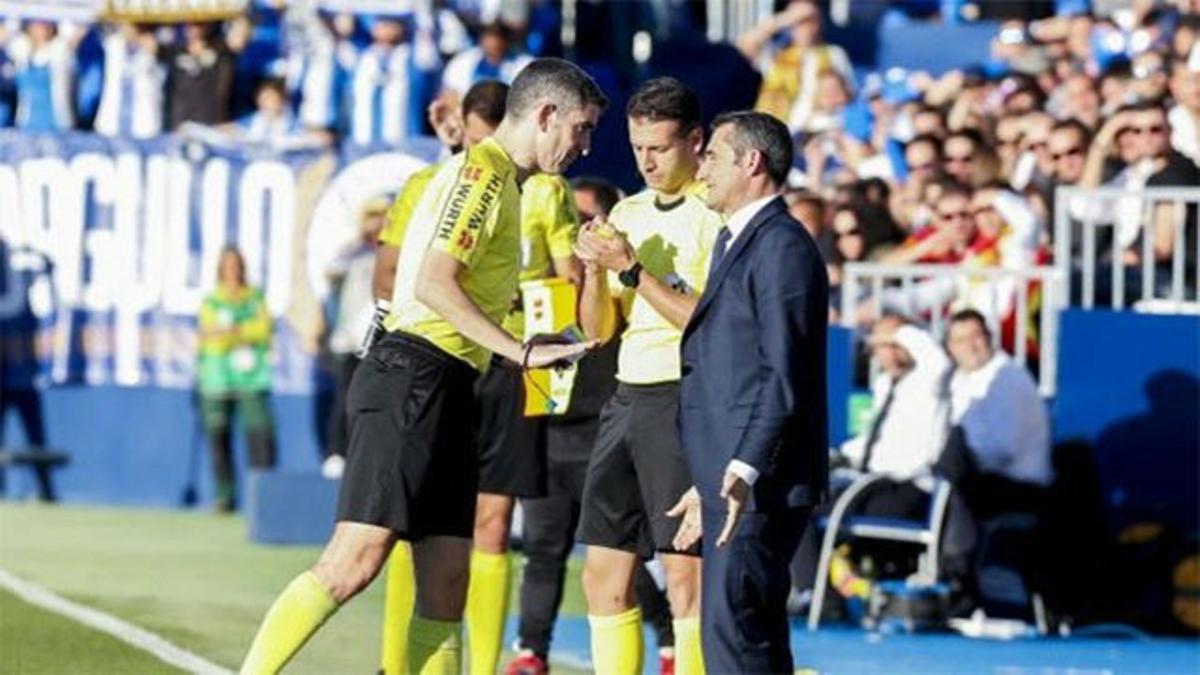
[1169,104,1199,165]
[721,194,784,487]
[950,352,1053,486]
[840,325,952,480]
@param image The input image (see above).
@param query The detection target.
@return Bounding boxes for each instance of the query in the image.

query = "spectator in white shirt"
[94,23,165,139]
[1168,59,1199,166]
[839,316,952,479]
[284,9,355,133]
[230,77,301,146]
[349,15,440,146]
[935,309,1052,518]
[790,316,964,599]
[439,22,531,98]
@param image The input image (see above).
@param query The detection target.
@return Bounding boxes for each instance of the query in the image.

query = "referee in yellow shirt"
[238,59,607,675]
[469,169,581,675]
[573,78,722,675]
[370,79,509,675]
[366,79,583,675]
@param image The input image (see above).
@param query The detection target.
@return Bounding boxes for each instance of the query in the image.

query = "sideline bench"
[0,448,69,501]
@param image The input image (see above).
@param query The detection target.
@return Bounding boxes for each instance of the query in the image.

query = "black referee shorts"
[577,381,700,557]
[336,332,479,540]
[476,356,547,498]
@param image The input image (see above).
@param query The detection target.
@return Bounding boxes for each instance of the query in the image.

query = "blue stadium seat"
[808,473,954,630]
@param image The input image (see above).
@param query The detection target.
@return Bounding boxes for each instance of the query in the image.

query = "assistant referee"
[238,59,608,675]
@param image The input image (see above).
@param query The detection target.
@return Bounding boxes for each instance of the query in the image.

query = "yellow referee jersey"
[607,184,723,385]
[384,137,522,371]
[378,163,438,247]
[501,173,580,339]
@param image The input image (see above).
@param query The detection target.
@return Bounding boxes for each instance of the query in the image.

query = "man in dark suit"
[668,111,829,673]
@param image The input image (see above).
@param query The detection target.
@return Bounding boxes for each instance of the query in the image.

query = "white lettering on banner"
[20,158,77,304]
[113,152,146,384]
[0,165,19,246]
[161,157,215,317]
[70,153,118,312]
[238,161,295,316]
[1,133,442,392]
[199,157,231,305]
[82,229,114,312]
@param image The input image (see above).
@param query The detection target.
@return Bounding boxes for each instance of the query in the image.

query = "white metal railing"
[1054,186,1200,313]
[840,263,1067,396]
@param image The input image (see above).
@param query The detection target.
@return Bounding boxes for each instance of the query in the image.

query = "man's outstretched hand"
[522,340,597,369]
[667,486,702,551]
[717,471,750,548]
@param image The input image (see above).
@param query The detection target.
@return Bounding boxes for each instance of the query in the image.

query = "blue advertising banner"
[0,131,441,394]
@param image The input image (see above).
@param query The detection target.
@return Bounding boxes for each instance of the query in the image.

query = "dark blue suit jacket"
[679,196,829,512]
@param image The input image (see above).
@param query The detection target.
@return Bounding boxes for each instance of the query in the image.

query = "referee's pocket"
[399,360,447,429]
[349,353,409,414]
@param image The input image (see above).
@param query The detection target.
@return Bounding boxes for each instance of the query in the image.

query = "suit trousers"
[701,505,809,674]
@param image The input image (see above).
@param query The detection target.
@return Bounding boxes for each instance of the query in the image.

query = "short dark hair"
[905,133,943,157]
[710,111,793,186]
[570,176,622,217]
[1127,98,1167,115]
[936,179,973,201]
[949,308,992,340]
[479,22,511,41]
[462,80,509,127]
[1051,118,1092,145]
[625,77,702,134]
[257,77,287,97]
[784,187,826,218]
[507,58,609,120]
[913,104,946,121]
[945,128,985,151]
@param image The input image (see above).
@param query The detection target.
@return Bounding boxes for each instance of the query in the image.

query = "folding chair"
[807,473,954,630]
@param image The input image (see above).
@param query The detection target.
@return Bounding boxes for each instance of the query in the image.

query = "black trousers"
[0,387,54,501]
[935,426,1048,519]
[701,506,808,674]
[516,418,674,658]
[201,392,276,509]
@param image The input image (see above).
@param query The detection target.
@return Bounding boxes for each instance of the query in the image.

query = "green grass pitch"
[0,503,587,674]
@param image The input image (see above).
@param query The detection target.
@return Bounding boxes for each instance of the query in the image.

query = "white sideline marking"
[0,567,231,675]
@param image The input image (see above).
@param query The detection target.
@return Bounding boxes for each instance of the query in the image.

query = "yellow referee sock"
[240,571,339,675]
[465,550,511,675]
[407,616,462,675]
[380,542,416,674]
[672,618,705,675]
[588,607,644,675]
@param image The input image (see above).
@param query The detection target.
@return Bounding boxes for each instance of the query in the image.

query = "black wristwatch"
[618,261,643,289]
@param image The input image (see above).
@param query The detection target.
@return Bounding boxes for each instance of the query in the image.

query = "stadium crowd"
[3,0,1195,308]
[3,0,1198,673]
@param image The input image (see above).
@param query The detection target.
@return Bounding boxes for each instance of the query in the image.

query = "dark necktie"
[859,383,897,472]
[706,226,732,286]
